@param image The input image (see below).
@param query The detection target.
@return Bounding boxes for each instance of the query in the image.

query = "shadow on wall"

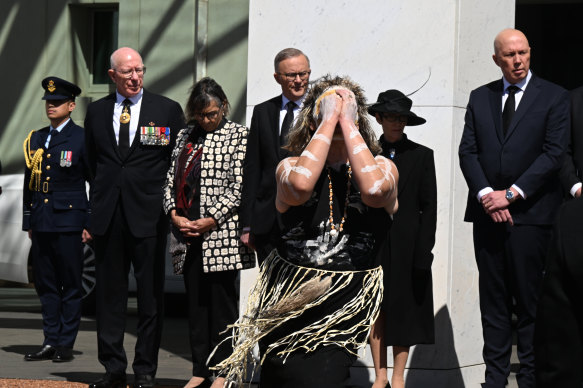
[405,305,465,388]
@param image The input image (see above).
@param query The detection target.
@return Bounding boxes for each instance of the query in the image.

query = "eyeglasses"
[194,105,223,121]
[278,70,311,81]
[382,114,408,124]
[114,66,147,79]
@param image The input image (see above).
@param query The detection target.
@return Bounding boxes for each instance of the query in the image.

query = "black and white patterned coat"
[163,120,255,272]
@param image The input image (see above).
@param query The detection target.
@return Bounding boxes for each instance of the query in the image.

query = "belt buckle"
[42,181,49,193]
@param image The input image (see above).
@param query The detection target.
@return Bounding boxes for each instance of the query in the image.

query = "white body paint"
[292,165,312,178]
[312,133,331,145]
[361,165,379,173]
[368,178,385,194]
[301,150,318,161]
[352,143,368,154]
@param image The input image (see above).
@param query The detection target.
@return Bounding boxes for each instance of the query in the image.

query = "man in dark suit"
[535,198,583,387]
[84,47,184,388]
[22,77,90,363]
[458,29,569,388]
[240,48,311,262]
[560,86,583,198]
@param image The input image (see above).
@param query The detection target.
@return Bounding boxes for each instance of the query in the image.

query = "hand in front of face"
[319,91,342,124]
[336,89,357,124]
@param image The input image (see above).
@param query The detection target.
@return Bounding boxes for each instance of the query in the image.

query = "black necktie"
[280,101,296,146]
[119,99,131,157]
[47,129,58,148]
[502,85,519,136]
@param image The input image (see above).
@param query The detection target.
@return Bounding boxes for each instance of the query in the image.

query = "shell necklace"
[327,164,352,236]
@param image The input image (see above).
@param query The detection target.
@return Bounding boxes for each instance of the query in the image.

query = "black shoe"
[24,345,56,361]
[52,347,73,362]
[89,373,127,388]
[133,374,155,388]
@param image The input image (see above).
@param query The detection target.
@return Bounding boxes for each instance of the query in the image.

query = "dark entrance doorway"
[516,0,583,90]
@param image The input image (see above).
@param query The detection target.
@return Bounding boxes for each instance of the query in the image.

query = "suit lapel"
[506,75,541,139]
[38,129,50,150]
[271,96,284,158]
[489,80,504,143]
[127,90,150,158]
[103,94,121,159]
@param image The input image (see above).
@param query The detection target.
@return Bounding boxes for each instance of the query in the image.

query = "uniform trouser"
[473,222,550,388]
[183,238,238,377]
[31,231,84,349]
[94,202,166,377]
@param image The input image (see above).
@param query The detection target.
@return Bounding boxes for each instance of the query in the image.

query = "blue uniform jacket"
[22,120,92,232]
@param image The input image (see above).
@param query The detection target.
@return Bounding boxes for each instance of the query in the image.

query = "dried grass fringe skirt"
[209,249,383,387]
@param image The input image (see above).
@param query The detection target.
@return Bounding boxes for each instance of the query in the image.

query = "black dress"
[379,134,437,345]
[257,164,391,387]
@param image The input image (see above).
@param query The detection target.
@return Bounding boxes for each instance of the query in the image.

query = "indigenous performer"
[213,75,399,388]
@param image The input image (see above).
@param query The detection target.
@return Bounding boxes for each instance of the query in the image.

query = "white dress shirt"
[113,89,143,146]
[279,94,305,136]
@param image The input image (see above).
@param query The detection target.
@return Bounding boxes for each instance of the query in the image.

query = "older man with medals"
[22,76,91,363]
[84,47,184,388]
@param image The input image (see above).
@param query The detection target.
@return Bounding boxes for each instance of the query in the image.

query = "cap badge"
[47,80,56,93]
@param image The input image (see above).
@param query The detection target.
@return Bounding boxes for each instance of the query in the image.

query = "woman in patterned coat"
[163,77,254,388]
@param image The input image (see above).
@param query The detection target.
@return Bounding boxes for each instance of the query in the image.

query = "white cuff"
[571,182,582,198]
[477,187,493,202]
[512,184,525,199]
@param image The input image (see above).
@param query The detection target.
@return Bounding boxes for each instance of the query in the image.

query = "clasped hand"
[481,190,513,225]
[319,88,358,125]
[171,212,216,238]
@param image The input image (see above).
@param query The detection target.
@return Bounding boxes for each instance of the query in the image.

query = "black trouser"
[32,231,84,349]
[473,222,550,388]
[184,238,238,377]
[94,202,166,377]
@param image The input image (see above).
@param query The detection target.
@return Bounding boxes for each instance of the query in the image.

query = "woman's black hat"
[367,89,426,126]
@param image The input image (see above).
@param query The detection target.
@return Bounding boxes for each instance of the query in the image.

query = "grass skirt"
[210,249,383,386]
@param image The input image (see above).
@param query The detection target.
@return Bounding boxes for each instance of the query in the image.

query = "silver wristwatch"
[505,189,514,202]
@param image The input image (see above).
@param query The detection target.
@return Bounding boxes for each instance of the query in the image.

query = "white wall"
[242,0,515,386]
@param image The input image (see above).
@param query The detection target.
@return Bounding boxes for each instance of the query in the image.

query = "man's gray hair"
[274,48,310,72]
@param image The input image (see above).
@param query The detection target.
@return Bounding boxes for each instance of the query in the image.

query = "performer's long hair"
[285,75,381,156]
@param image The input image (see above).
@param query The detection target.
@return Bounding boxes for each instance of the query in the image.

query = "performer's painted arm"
[275,92,341,210]
[336,88,399,212]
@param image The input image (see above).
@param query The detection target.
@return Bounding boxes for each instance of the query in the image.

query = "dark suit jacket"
[559,86,583,195]
[459,74,570,225]
[85,89,184,238]
[22,120,91,232]
[536,197,583,386]
[240,95,284,235]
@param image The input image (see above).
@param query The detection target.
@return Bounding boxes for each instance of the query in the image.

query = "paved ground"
[0,286,200,387]
[0,285,519,387]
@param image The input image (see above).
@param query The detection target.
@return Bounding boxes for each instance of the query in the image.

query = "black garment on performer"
[379,134,436,346]
[260,166,390,387]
